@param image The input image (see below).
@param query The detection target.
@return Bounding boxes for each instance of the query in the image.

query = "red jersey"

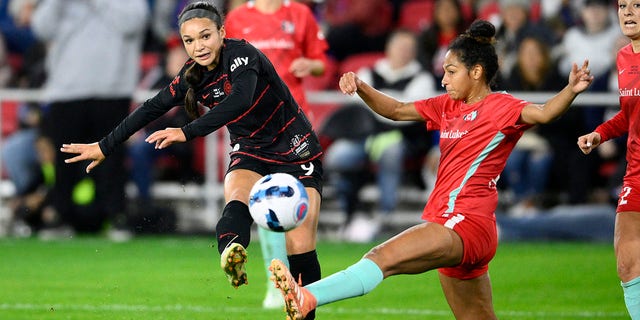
[595,44,640,187]
[415,93,530,221]
[225,1,328,117]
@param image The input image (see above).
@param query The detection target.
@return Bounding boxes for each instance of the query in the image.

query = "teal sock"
[622,276,640,319]
[307,258,383,306]
[258,227,288,281]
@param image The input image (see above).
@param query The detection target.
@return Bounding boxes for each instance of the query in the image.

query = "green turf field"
[0,236,628,319]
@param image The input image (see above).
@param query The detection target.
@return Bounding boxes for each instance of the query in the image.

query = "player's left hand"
[569,60,594,94]
[145,127,186,149]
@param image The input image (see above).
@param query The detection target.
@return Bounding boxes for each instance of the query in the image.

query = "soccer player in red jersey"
[225,0,328,312]
[225,0,328,123]
[578,1,640,318]
[270,19,593,320]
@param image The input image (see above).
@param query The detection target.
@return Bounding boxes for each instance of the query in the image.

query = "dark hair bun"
[467,20,496,44]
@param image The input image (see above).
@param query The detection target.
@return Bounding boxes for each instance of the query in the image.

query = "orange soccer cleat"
[269,259,317,320]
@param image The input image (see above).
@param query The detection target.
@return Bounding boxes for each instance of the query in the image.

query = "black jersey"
[99,39,322,164]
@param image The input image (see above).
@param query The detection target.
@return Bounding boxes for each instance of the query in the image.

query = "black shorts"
[227,154,323,194]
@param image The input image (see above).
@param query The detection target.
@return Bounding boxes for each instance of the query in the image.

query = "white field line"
[0,303,627,318]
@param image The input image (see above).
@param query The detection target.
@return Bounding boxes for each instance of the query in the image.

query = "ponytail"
[184,63,204,119]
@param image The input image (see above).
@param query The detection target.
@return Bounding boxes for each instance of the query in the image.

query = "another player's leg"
[259,227,287,308]
[269,256,384,319]
[284,187,323,319]
[439,272,497,320]
[216,200,253,288]
[614,212,640,319]
[271,222,459,319]
[270,258,318,320]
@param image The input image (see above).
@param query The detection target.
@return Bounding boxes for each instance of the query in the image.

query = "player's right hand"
[338,72,361,96]
[577,132,601,155]
[60,142,105,173]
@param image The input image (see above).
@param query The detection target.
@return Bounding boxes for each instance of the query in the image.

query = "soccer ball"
[248,173,309,232]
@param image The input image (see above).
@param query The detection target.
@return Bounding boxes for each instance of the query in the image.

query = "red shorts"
[616,182,640,213]
[428,213,498,280]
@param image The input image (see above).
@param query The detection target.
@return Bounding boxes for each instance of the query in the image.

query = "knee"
[363,246,386,269]
[363,244,413,274]
[617,255,640,282]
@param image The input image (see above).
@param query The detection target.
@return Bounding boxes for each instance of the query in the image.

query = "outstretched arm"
[338,72,422,121]
[519,60,593,125]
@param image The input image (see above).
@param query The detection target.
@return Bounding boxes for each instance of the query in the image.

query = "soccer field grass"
[0,236,628,319]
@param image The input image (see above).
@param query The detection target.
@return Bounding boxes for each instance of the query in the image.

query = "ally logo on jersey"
[231,56,249,72]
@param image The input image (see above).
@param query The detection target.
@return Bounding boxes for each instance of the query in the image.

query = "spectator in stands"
[5,0,46,89]
[1,103,54,237]
[320,0,393,61]
[127,34,196,234]
[558,0,620,81]
[552,0,620,204]
[225,0,329,311]
[501,34,564,216]
[1,0,50,237]
[31,0,149,240]
[323,28,436,242]
[494,0,556,85]
[417,0,471,87]
[0,32,11,87]
[2,0,41,87]
[538,0,576,40]
[0,0,37,55]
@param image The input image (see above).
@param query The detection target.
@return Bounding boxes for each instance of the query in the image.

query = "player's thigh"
[439,272,497,320]
[365,222,464,277]
[223,169,263,204]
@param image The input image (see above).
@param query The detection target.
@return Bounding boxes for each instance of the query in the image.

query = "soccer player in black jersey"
[60,1,323,311]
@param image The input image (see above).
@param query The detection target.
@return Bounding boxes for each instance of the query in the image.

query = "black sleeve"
[98,82,185,156]
[181,69,258,140]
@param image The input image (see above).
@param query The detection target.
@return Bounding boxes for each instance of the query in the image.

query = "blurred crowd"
[0,0,625,241]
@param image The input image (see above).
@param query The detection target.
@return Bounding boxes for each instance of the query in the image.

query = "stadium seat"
[1,100,20,137]
[303,57,339,91]
[7,53,23,75]
[338,52,385,75]
[139,52,161,76]
[397,0,435,33]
